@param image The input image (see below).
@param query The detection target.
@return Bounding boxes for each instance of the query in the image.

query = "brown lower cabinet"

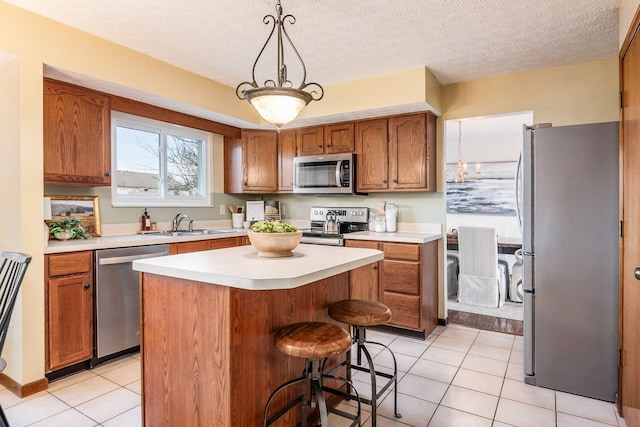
[45,251,94,372]
[346,239,438,338]
[170,236,250,254]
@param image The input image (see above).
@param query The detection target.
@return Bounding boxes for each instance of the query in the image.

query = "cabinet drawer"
[211,237,240,250]
[47,251,92,277]
[171,240,211,254]
[382,260,420,294]
[383,292,421,330]
[346,240,381,250]
[383,243,420,261]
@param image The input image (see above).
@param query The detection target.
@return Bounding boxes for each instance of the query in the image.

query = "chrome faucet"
[172,213,193,231]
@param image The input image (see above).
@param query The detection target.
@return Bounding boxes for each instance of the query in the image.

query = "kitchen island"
[132,243,383,427]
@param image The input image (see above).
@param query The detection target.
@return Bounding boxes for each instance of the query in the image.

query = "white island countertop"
[132,243,383,291]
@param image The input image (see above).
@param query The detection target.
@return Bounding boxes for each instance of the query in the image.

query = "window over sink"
[111,112,212,207]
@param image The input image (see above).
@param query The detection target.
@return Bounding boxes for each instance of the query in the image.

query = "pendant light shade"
[246,87,312,127]
[236,0,323,127]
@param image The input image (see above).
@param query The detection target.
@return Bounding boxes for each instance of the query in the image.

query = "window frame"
[111,111,212,207]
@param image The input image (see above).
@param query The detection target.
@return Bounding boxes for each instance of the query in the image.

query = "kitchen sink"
[160,229,238,236]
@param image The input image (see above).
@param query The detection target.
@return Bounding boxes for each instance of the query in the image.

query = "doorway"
[444,111,533,334]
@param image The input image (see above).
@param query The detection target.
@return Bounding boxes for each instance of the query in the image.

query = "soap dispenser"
[141,208,151,231]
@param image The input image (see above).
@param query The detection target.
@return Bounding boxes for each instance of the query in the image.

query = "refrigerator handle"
[515,152,523,233]
[523,253,534,292]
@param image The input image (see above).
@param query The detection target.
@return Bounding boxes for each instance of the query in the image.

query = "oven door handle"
[98,251,169,265]
[335,160,342,187]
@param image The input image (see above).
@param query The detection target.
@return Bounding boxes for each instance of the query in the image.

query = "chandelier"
[454,121,468,183]
[236,0,324,127]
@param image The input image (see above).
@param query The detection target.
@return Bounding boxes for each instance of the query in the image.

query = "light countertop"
[345,231,442,244]
[44,229,248,254]
[132,243,383,291]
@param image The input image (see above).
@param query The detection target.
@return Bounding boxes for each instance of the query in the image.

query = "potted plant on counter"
[49,218,91,240]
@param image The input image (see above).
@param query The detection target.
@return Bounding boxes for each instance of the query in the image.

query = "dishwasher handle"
[98,251,169,266]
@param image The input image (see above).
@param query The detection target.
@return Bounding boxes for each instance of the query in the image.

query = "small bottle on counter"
[142,208,151,231]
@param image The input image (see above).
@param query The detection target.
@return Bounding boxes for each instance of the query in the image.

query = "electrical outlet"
[219,204,226,215]
[281,204,286,216]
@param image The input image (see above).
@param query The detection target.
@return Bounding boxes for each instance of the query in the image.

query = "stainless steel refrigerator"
[520,122,618,402]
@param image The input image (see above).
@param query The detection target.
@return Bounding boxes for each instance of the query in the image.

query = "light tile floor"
[0,324,628,427]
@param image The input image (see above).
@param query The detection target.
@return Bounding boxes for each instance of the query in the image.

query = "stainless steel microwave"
[293,153,357,194]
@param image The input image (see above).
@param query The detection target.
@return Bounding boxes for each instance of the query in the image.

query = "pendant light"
[236,0,324,127]
[455,121,468,183]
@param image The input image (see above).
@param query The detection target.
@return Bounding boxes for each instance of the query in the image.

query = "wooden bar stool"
[264,321,362,427]
[327,300,402,426]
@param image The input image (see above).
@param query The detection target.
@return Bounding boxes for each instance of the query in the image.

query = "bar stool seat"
[265,321,362,427]
[275,321,352,359]
[327,300,402,426]
[328,299,392,327]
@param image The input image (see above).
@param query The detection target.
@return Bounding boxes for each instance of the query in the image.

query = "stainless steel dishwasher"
[94,244,170,360]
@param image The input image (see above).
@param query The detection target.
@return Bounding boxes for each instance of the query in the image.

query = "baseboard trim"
[0,373,48,398]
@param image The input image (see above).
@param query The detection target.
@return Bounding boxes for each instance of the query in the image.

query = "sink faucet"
[172,213,193,231]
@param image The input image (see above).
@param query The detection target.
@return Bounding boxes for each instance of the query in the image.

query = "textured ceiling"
[5,0,619,88]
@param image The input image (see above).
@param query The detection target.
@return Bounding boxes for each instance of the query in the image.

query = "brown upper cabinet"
[356,112,436,193]
[43,79,111,186]
[224,129,278,194]
[298,123,355,156]
[278,129,297,192]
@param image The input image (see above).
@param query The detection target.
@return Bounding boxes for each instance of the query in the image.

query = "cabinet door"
[43,79,111,186]
[346,240,381,301]
[243,130,278,193]
[298,126,325,156]
[388,112,436,191]
[46,273,93,371]
[278,129,297,192]
[355,118,389,191]
[325,123,354,154]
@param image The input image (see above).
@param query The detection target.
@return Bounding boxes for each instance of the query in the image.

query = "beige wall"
[620,0,640,47]
[442,59,619,125]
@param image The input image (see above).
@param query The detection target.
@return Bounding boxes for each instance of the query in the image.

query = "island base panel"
[141,272,350,427]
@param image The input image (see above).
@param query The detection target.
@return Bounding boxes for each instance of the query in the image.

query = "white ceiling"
[5,0,620,126]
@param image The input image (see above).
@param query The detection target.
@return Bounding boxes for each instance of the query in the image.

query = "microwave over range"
[293,153,360,194]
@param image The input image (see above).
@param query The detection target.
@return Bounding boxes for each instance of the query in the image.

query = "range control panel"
[309,207,369,224]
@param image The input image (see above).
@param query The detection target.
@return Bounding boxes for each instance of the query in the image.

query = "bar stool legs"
[327,299,402,427]
[264,322,362,427]
[350,325,402,423]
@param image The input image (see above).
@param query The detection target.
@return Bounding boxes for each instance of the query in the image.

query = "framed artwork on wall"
[445,161,518,215]
[46,195,102,237]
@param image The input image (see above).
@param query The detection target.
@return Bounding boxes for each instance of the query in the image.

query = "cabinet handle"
[372,265,378,270]
[392,178,398,183]
[327,144,331,147]
[84,283,91,289]
[382,179,388,184]
[104,171,110,177]
[318,144,323,148]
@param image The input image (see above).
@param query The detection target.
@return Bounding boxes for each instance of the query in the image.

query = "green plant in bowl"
[49,218,91,240]
[249,220,298,233]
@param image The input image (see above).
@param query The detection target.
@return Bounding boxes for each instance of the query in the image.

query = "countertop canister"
[385,203,397,232]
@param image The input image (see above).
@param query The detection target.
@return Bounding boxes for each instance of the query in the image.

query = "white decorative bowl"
[54,230,73,240]
[247,231,303,258]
